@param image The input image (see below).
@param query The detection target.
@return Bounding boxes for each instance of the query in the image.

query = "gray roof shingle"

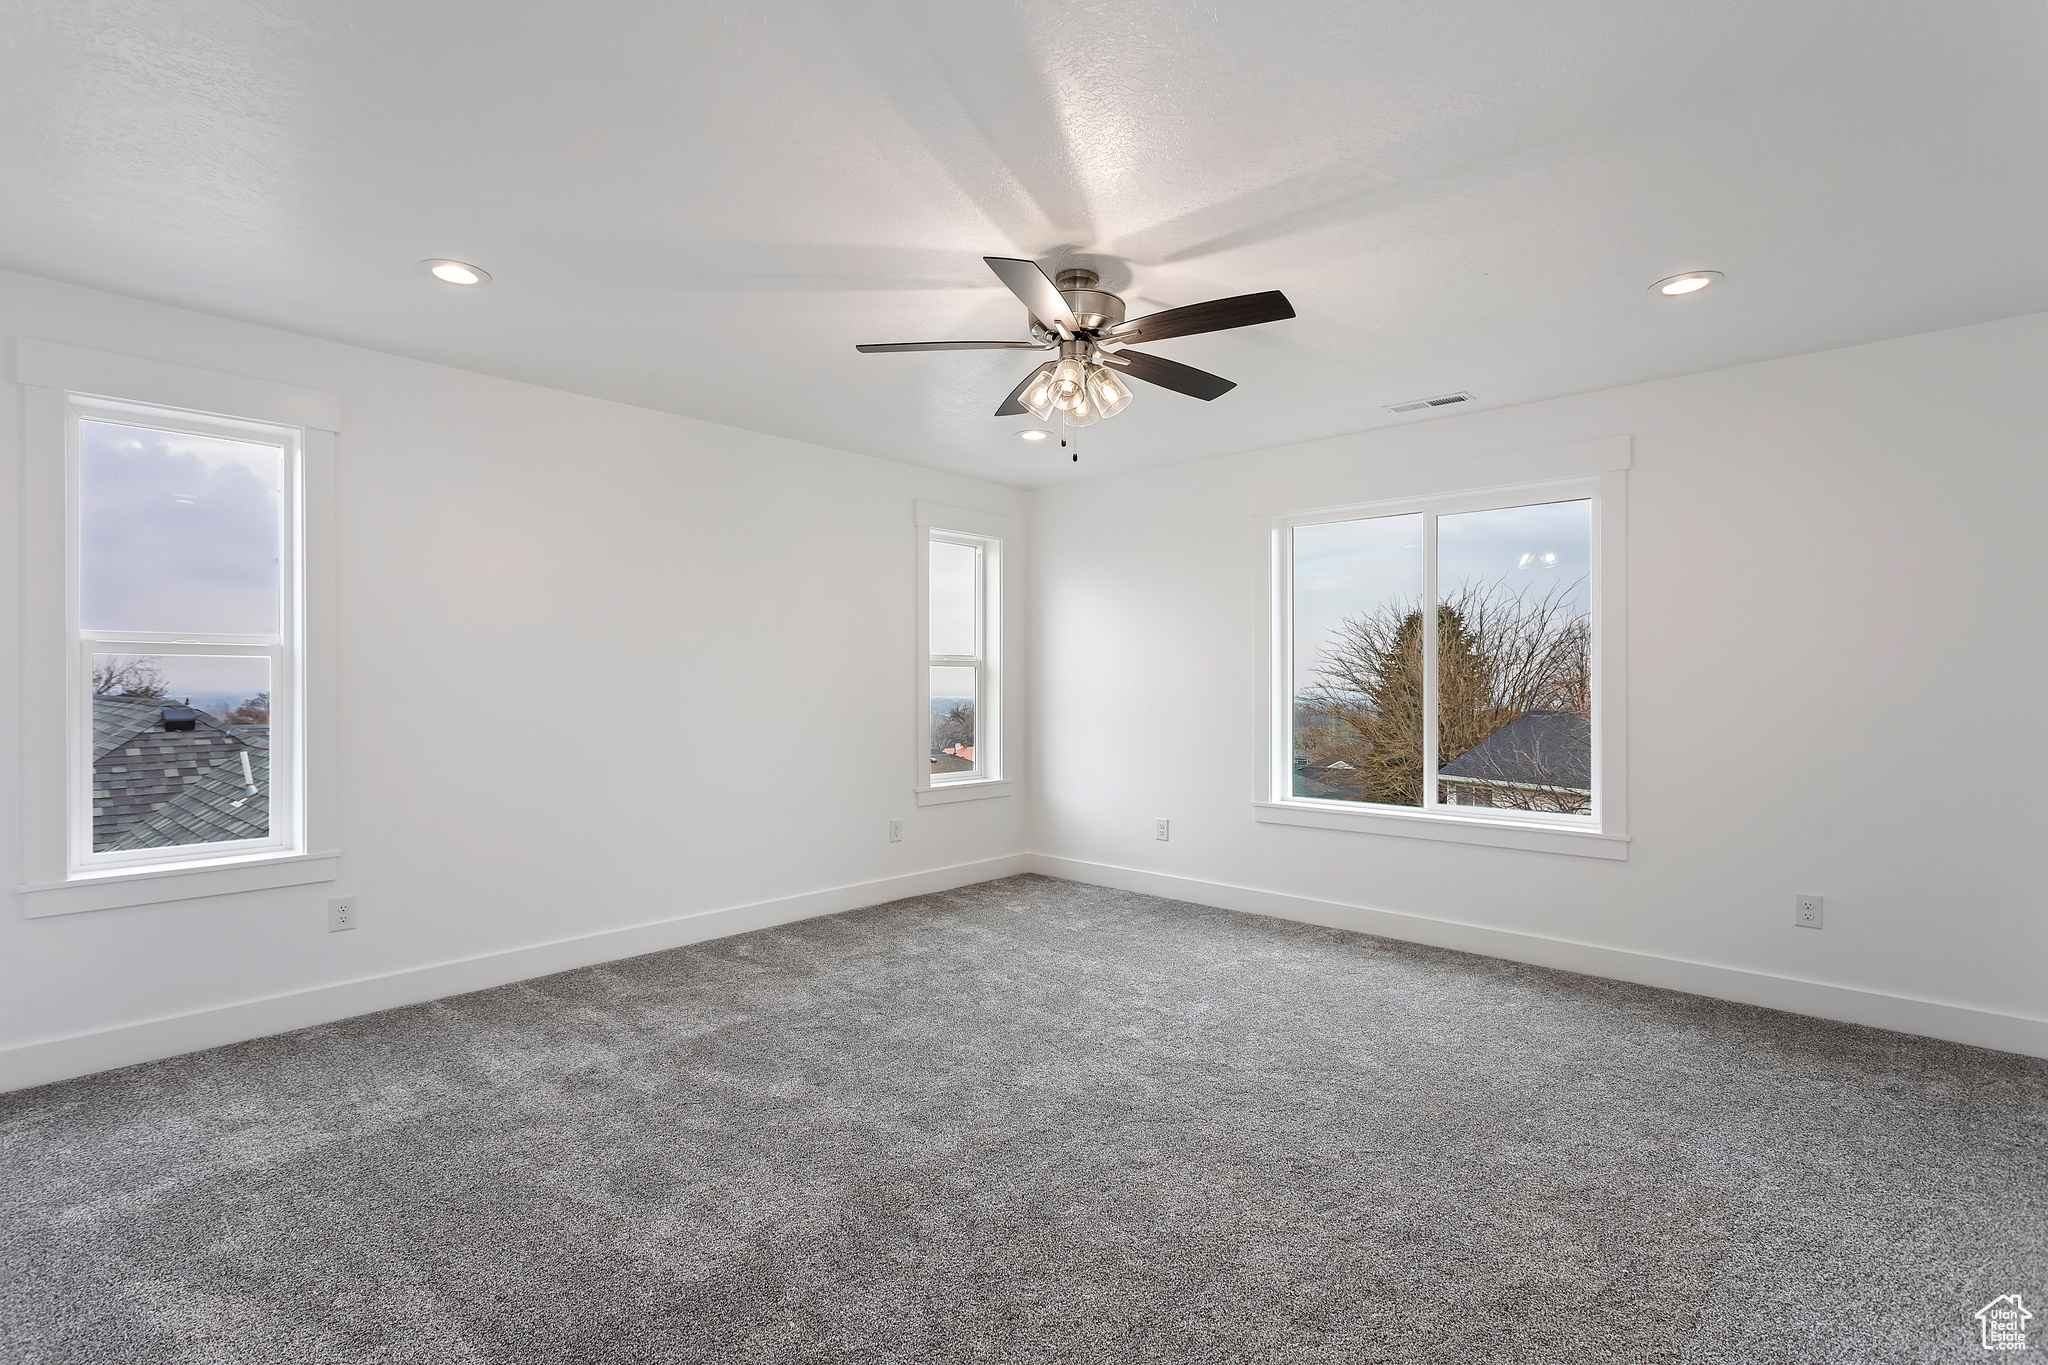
[92,697,270,851]
[1438,710,1592,792]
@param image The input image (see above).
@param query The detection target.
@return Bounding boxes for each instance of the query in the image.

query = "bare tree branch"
[91,656,169,699]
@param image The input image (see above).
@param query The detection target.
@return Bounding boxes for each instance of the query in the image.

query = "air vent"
[1386,391,1475,414]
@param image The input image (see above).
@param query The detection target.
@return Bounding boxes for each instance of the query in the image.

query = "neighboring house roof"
[929,749,973,774]
[1292,758,1367,801]
[91,696,269,851]
[1438,710,1592,792]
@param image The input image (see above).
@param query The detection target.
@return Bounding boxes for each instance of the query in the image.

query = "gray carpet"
[3,875,2044,1364]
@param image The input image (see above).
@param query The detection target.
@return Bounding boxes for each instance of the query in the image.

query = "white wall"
[1027,311,2048,1054]
[0,269,1028,1087]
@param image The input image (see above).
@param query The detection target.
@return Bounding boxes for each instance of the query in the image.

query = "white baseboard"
[0,854,1030,1094]
[1023,853,2048,1060]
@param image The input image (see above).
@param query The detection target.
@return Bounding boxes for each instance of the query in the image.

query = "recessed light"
[422,259,491,286]
[1652,271,1721,296]
[1018,429,1050,441]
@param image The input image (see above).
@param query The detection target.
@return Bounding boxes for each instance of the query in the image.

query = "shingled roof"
[92,696,270,852]
[1438,710,1592,792]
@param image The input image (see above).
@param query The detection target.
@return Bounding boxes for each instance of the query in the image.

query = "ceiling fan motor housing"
[1046,268,1126,334]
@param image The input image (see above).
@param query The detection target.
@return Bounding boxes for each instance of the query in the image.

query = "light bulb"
[1085,363,1133,418]
[1020,364,1058,419]
[1049,357,1088,406]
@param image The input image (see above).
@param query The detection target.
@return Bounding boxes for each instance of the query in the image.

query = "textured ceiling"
[2,0,2044,486]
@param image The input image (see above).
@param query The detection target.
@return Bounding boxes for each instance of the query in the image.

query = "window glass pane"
[91,653,271,851]
[1291,514,1423,805]
[1435,500,1592,814]
[81,419,283,635]
[929,539,977,657]
[929,665,977,773]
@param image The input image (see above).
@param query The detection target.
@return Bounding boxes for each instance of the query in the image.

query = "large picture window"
[1262,462,1626,857]
[69,397,303,872]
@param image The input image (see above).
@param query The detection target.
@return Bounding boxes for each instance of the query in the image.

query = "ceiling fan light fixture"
[1022,377,1057,420]
[1086,364,1133,418]
[1049,357,1090,410]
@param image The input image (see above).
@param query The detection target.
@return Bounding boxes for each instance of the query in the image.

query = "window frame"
[913,502,1013,806]
[925,531,991,783]
[1255,438,1630,860]
[66,396,306,874]
[14,340,341,916]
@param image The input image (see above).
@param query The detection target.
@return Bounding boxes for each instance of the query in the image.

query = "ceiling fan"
[856,257,1295,436]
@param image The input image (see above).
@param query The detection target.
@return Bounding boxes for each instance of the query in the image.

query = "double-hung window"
[69,397,304,872]
[914,503,1011,804]
[1260,443,1628,858]
[15,340,337,917]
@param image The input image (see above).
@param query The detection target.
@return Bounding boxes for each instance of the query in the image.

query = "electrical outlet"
[328,896,358,932]
[1155,818,1170,841]
[1794,893,1823,929]
[888,819,903,843]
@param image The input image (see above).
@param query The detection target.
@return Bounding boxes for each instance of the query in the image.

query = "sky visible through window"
[929,539,976,701]
[92,653,269,719]
[1438,500,1591,623]
[1292,514,1422,692]
[81,420,282,636]
[1293,502,1591,694]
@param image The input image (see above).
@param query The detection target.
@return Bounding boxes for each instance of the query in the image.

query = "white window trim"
[1253,435,1630,860]
[914,501,1016,807]
[14,340,341,916]
[67,396,305,874]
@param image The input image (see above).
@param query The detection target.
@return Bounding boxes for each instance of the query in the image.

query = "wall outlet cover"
[328,895,358,932]
[1794,893,1823,929]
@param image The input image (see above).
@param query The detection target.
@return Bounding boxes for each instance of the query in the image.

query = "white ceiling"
[3,1,2043,486]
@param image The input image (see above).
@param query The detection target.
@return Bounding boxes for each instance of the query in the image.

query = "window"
[914,503,1012,805]
[14,339,339,916]
[70,397,304,872]
[1259,445,1628,858]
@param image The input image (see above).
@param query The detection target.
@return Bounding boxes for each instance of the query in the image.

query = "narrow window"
[925,529,1000,784]
[72,399,302,870]
[1284,489,1596,823]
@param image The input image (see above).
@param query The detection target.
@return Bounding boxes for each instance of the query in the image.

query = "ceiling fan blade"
[983,257,1080,333]
[995,361,1055,417]
[1105,348,1237,401]
[856,340,1046,353]
[1104,290,1294,345]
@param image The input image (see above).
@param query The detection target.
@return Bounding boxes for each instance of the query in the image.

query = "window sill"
[1254,801,1628,860]
[916,780,1013,807]
[18,849,341,919]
